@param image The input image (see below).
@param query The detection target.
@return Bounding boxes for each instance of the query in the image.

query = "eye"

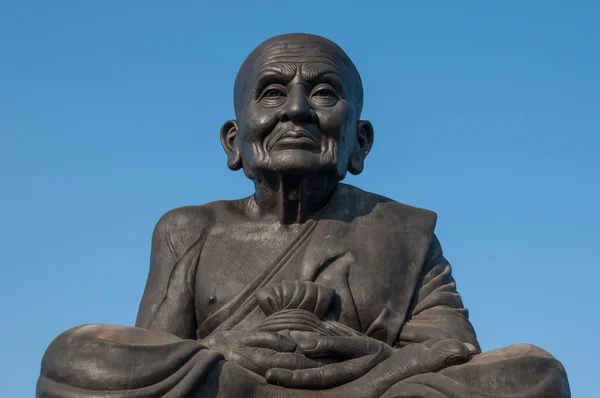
[258,85,287,107]
[313,88,335,97]
[259,85,286,99]
[264,88,284,97]
[310,85,339,106]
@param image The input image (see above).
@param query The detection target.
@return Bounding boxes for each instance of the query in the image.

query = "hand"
[339,339,475,394]
[265,335,393,389]
[200,331,333,376]
[421,339,479,356]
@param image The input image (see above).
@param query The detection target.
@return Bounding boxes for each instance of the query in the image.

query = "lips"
[271,129,319,151]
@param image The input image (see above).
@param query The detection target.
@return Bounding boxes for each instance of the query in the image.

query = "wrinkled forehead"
[252,40,356,77]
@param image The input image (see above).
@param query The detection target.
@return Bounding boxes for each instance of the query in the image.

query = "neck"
[251,173,337,224]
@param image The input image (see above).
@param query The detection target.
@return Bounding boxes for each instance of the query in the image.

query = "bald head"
[234,33,364,117]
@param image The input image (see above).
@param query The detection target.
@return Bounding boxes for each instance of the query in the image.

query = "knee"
[40,324,105,380]
[508,344,568,374]
[481,343,555,360]
[40,323,186,389]
[37,324,215,395]
[42,324,122,358]
[41,323,146,390]
[474,344,567,374]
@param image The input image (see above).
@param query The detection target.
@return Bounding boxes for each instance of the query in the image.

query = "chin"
[267,150,323,173]
[256,150,338,177]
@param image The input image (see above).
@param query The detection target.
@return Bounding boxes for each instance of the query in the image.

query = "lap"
[39,329,570,398]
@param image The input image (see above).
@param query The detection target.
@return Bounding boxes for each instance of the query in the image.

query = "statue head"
[220,33,374,183]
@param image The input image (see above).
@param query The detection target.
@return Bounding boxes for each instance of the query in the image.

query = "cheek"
[316,102,353,137]
[242,105,279,142]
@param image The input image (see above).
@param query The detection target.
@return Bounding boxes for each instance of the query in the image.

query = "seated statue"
[37,33,570,397]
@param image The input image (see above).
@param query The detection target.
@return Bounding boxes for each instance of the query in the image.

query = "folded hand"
[265,337,474,392]
[200,331,334,377]
[265,335,393,389]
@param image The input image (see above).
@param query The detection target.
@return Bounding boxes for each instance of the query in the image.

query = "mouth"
[271,129,320,151]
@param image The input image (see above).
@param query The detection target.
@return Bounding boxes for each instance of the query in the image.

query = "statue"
[37,33,570,397]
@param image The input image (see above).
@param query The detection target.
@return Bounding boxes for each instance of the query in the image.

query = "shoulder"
[336,183,438,233]
[153,198,247,239]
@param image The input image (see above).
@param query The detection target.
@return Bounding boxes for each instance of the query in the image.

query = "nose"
[278,85,316,123]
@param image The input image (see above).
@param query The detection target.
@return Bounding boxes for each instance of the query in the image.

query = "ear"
[348,120,374,175]
[220,120,242,171]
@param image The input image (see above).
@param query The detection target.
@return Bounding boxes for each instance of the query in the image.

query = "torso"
[194,210,305,325]
[183,184,437,344]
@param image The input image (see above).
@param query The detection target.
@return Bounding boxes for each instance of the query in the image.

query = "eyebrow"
[254,63,297,92]
[253,62,347,96]
[300,63,340,82]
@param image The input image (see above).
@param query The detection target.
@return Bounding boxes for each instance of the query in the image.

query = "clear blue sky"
[1,1,598,396]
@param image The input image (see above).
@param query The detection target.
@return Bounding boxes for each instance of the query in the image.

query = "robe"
[37,184,570,397]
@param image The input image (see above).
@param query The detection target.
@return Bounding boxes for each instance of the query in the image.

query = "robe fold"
[37,184,570,397]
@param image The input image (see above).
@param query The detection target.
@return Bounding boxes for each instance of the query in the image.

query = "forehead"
[251,41,354,80]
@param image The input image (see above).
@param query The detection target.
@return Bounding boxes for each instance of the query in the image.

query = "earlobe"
[348,120,374,175]
[220,120,242,171]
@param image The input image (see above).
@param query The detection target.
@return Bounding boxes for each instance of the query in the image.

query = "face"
[222,39,372,181]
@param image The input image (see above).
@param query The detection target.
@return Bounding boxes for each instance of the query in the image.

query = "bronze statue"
[37,33,570,397]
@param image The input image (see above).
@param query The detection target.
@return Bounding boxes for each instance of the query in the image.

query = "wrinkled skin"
[221,35,374,194]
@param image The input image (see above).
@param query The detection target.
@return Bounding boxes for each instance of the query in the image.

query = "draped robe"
[37,184,570,397]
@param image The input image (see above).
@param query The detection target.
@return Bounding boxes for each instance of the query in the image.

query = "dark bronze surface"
[37,33,570,397]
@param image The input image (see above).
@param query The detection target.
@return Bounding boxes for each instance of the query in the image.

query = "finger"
[266,361,361,389]
[299,336,392,359]
[314,342,471,392]
[251,350,335,374]
[310,344,429,391]
[423,339,472,368]
[266,346,387,389]
[418,339,479,357]
[240,332,297,352]
[464,343,479,355]
[302,340,470,390]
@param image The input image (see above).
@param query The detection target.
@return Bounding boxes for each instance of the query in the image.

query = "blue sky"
[1,1,598,396]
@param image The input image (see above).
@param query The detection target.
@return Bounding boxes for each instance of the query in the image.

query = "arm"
[398,234,480,351]
[135,208,204,339]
